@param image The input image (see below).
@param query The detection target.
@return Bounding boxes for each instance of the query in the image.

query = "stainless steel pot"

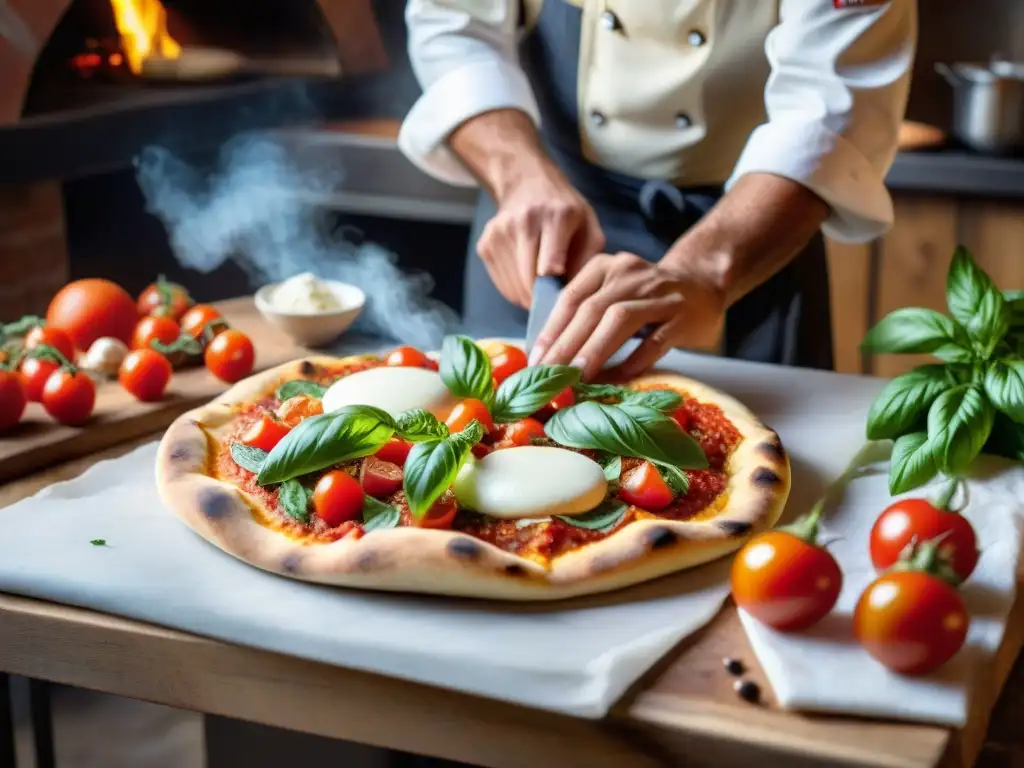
[936,61,1024,154]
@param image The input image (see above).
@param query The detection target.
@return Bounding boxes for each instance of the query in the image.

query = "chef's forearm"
[662,173,830,306]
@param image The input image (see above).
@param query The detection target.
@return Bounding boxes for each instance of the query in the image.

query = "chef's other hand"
[531,252,726,380]
[477,162,604,309]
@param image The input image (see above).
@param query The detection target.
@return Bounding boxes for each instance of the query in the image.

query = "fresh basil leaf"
[947,246,1008,349]
[395,409,450,442]
[257,405,396,486]
[984,358,1024,423]
[491,364,581,422]
[860,307,967,356]
[865,365,952,440]
[985,413,1024,463]
[933,343,976,364]
[889,432,938,495]
[927,385,995,474]
[230,443,268,473]
[554,499,628,532]
[546,401,708,469]
[403,420,484,518]
[655,462,690,496]
[276,380,326,401]
[600,454,622,484]
[622,389,684,413]
[1004,290,1024,329]
[362,495,401,532]
[574,382,631,401]
[278,479,313,524]
[439,335,494,405]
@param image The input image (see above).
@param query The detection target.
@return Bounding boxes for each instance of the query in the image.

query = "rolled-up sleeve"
[726,0,917,243]
[399,0,540,187]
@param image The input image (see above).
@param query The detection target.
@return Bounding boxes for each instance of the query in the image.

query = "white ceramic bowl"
[254,279,366,348]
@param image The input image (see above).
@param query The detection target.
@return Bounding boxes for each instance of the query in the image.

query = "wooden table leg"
[28,679,54,768]
[0,673,14,768]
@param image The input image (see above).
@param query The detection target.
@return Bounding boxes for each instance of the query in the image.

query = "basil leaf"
[889,432,938,495]
[933,343,976,364]
[574,382,631,401]
[860,307,968,356]
[362,495,401,532]
[276,380,326,401]
[440,335,494,405]
[947,246,1008,349]
[655,462,690,495]
[622,389,684,413]
[545,401,708,469]
[395,409,450,442]
[278,479,313,524]
[865,365,953,440]
[600,454,622,484]
[403,420,484,518]
[230,443,268,473]
[554,499,628,532]
[985,413,1024,463]
[257,405,396,486]
[491,364,581,422]
[927,385,995,474]
[1004,290,1024,329]
[984,358,1024,424]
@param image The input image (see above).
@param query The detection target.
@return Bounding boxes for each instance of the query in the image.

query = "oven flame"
[109,0,181,75]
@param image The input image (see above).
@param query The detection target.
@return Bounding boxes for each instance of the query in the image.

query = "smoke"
[134,135,459,348]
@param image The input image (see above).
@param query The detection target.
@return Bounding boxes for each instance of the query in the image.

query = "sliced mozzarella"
[321,366,458,419]
[454,446,607,519]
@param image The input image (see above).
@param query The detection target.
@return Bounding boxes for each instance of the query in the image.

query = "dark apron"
[461,0,834,371]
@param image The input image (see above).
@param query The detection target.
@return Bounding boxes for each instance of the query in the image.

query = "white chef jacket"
[398,0,917,244]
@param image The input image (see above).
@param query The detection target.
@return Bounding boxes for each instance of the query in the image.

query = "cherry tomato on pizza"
[24,326,76,362]
[486,343,528,385]
[131,316,181,352]
[495,417,545,448]
[375,438,413,466]
[312,470,365,528]
[204,330,255,383]
[180,305,223,339]
[359,456,403,498]
[385,345,437,370]
[618,461,674,511]
[137,277,193,321]
[275,394,323,427]
[119,348,172,402]
[19,357,60,402]
[416,492,457,530]
[41,368,96,426]
[731,503,842,632]
[534,386,575,422]
[241,413,291,453]
[0,370,27,431]
[446,398,494,434]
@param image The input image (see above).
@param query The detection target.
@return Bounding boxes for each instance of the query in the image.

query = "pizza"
[156,338,790,600]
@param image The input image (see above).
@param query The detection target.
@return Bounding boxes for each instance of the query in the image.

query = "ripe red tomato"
[313,470,365,527]
[119,349,172,402]
[359,456,403,498]
[131,316,181,352]
[731,510,842,632]
[385,345,437,370]
[471,442,493,459]
[375,438,413,466]
[41,369,96,426]
[46,278,139,350]
[534,386,575,421]
[19,357,60,402]
[497,417,546,447]
[180,305,223,339]
[416,492,457,530]
[670,406,691,431]
[137,277,193,321]
[275,395,324,427]
[0,370,27,430]
[241,413,291,453]
[446,398,494,433]
[204,330,255,383]
[24,326,76,363]
[618,461,674,510]
[487,343,528,385]
[870,496,978,582]
[854,570,968,675]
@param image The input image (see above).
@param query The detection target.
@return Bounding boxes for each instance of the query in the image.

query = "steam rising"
[135,136,458,347]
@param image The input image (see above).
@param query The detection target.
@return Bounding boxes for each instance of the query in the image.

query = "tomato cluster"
[731,480,977,677]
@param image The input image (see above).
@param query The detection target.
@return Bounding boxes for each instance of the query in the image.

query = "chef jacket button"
[675,113,693,130]
[591,110,608,127]
[601,10,623,32]
[687,29,707,47]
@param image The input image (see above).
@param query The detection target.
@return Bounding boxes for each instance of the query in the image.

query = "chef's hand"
[530,252,726,380]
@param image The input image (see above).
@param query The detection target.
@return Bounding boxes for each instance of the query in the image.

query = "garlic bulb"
[83,337,129,378]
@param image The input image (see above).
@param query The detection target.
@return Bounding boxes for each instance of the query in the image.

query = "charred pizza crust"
[156,348,790,601]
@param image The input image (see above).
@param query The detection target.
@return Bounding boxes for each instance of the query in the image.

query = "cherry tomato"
[0,370,27,430]
[386,346,437,370]
[131,316,181,352]
[312,470,365,528]
[731,509,842,632]
[497,417,546,448]
[180,305,223,339]
[359,456,403,498]
[487,343,528,385]
[204,330,255,383]
[375,438,413,466]
[446,398,494,434]
[19,357,60,402]
[46,278,139,350]
[41,369,96,426]
[870,495,978,582]
[670,406,691,431]
[137,277,193,321]
[471,442,493,459]
[241,413,291,453]
[855,570,968,675]
[119,349,172,402]
[618,461,675,510]
[275,394,324,427]
[534,386,575,421]
[24,326,76,362]
[417,492,458,530]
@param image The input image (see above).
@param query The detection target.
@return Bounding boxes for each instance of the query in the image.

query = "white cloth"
[741,443,1024,726]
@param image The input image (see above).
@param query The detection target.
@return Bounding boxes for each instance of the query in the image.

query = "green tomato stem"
[778,500,824,545]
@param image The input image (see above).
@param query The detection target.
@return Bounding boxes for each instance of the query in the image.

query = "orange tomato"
[180,305,223,339]
[242,413,292,453]
[487,343,528,385]
[446,398,494,434]
[137,277,193,321]
[46,279,139,350]
[24,326,75,362]
[204,330,255,383]
[119,349,173,402]
[131,316,181,351]
[496,417,546,448]
[275,395,324,427]
[618,461,674,511]
[312,470,365,528]
[385,346,437,370]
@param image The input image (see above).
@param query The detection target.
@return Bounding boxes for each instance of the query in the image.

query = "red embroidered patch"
[834,0,888,7]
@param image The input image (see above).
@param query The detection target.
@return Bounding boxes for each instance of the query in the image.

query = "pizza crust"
[156,349,790,601]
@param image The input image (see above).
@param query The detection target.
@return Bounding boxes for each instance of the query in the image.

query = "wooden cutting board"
[0,297,311,485]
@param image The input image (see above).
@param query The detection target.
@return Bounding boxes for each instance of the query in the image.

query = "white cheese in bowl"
[271,272,342,314]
